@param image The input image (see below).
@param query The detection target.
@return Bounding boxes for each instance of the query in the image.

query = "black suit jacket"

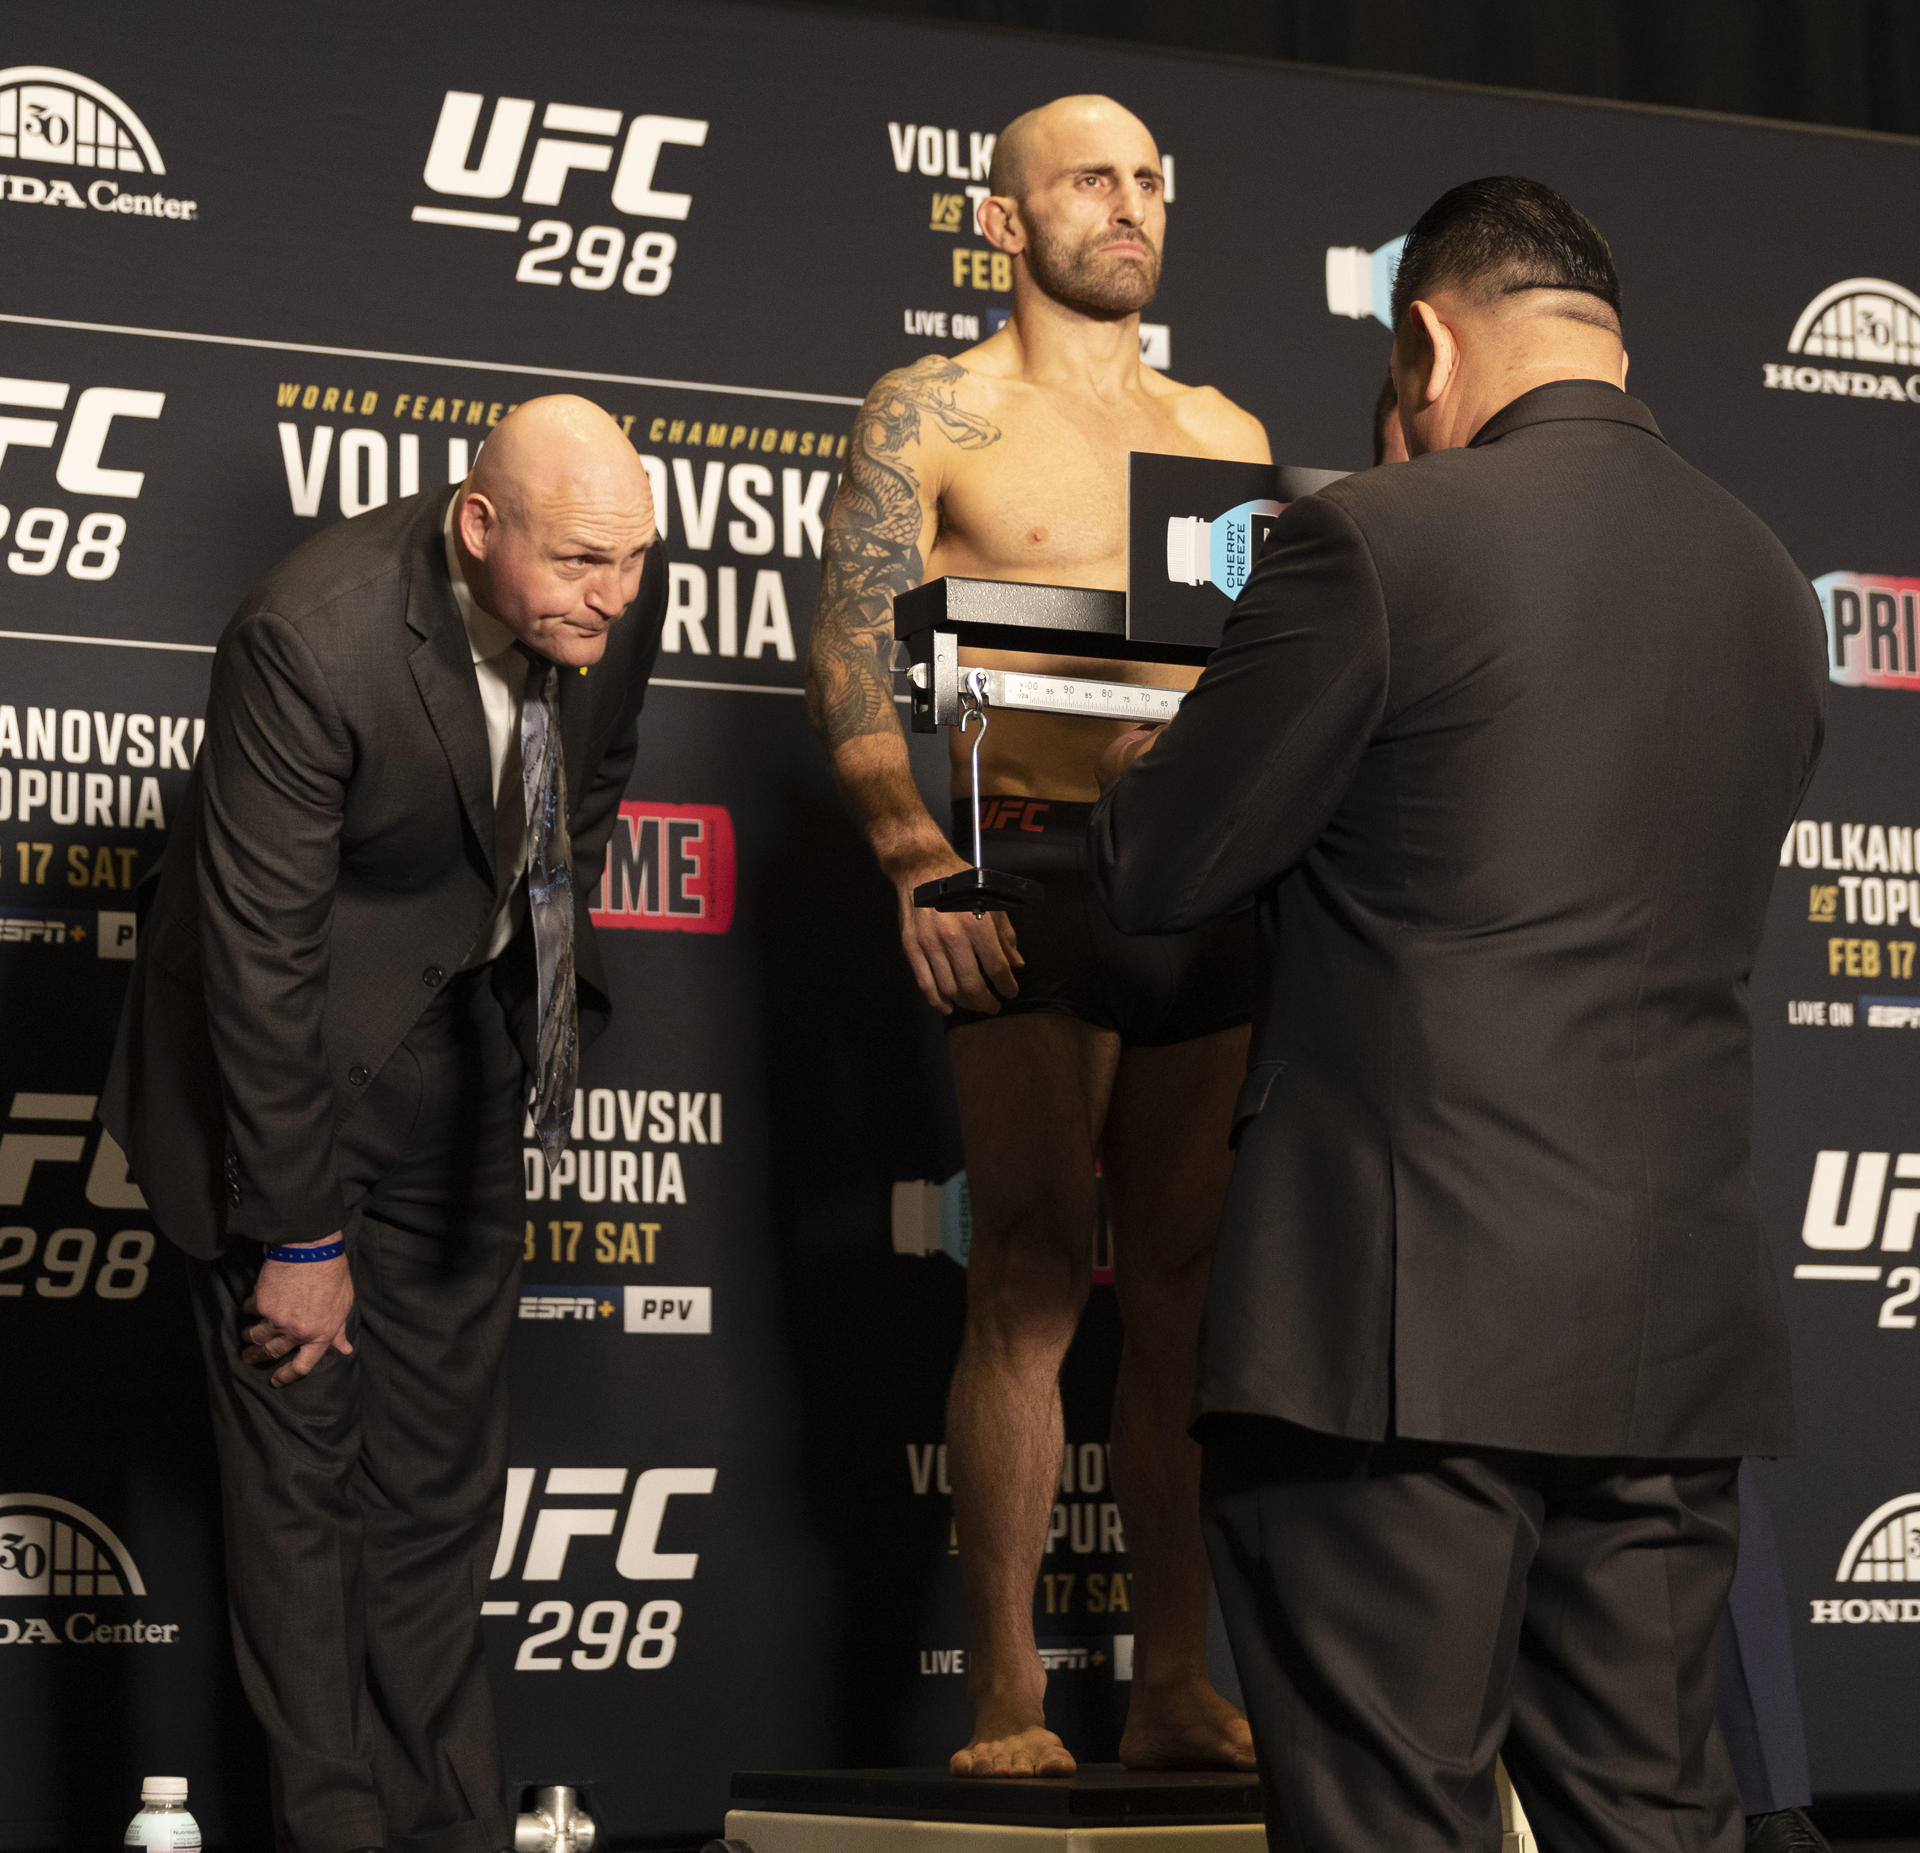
[100,487,668,1257]
[1090,382,1826,1459]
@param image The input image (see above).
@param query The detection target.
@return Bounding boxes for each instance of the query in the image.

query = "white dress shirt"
[445,496,530,966]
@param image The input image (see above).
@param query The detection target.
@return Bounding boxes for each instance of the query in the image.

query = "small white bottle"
[124,1778,202,1851]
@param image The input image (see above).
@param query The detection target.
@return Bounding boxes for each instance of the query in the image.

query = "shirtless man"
[805,95,1269,1778]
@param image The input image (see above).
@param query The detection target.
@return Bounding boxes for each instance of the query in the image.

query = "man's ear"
[457,490,495,562]
[1405,300,1458,408]
[978,194,1025,255]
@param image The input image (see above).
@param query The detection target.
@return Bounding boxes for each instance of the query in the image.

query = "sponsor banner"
[3,1,1920,1838]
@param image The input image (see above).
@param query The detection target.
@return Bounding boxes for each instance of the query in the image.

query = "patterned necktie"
[518,650,577,1162]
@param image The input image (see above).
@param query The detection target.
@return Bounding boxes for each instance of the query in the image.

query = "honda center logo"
[1763,278,1920,405]
[0,1492,181,1645]
[1810,1494,1920,1623]
[0,66,197,220]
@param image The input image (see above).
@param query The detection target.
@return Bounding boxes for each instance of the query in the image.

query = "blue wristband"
[264,1240,346,1264]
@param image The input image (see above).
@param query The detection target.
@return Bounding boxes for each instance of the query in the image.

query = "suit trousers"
[1717,1461,1813,1814]
[189,968,526,1853]
[1201,1416,1743,1853]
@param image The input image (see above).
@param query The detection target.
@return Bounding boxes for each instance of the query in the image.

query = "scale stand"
[513,1785,596,1852]
[913,667,1045,916]
[897,583,1203,918]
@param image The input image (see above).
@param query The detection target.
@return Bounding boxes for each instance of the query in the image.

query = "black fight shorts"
[944,798,1254,1047]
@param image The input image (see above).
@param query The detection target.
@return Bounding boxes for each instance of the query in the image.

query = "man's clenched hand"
[890,841,1024,1015]
[243,1244,354,1388]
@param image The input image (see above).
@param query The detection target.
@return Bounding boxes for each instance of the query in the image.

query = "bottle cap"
[888,1179,941,1257]
[141,1778,189,1803]
[1166,516,1209,587]
[1324,245,1375,321]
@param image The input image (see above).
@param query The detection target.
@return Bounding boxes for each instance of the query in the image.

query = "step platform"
[720,1766,1266,1851]
[718,1764,1538,1852]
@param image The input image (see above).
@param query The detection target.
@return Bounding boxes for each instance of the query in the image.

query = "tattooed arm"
[806,357,1017,1014]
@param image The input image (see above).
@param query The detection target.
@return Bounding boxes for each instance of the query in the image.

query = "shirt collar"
[444,492,519,666]
[1467,379,1665,451]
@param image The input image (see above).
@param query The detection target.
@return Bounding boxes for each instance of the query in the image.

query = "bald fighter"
[806,96,1268,1778]
[103,397,667,1853]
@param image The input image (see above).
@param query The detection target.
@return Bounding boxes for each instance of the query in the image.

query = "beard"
[1024,222,1161,318]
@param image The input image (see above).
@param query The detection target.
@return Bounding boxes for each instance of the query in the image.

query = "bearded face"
[1023,214,1162,318]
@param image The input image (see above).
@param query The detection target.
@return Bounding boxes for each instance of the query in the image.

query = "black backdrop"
[1,4,1917,1846]
[785,0,1920,142]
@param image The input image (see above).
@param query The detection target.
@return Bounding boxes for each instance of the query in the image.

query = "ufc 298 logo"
[413,91,707,299]
[482,1466,715,1673]
[0,379,163,582]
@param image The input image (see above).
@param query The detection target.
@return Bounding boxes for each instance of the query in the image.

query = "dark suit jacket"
[1090,381,1826,1459]
[100,486,668,1257]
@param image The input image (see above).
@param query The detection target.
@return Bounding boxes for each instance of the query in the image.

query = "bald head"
[987,94,1155,201]
[467,393,648,517]
[981,95,1164,320]
[456,394,655,668]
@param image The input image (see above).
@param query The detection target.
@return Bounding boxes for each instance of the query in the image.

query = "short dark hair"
[1371,372,1397,466]
[1388,176,1621,333]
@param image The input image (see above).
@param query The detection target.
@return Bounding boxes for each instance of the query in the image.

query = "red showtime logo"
[590,803,734,934]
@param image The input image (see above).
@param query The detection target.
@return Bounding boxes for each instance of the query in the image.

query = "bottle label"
[125,1813,201,1849]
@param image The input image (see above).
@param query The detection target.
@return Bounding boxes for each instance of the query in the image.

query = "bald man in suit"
[103,397,667,1853]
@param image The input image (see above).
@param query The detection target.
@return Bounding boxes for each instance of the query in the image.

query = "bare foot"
[1119,1681,1257,1771]
[951,1712,1078,1778]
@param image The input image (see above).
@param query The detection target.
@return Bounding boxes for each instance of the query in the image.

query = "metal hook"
[959,667,992,907]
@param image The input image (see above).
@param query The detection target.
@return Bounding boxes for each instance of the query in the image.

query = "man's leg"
[1502,1457,1744,1853]
[351,973,524,1853]
[946,1011,1120,1777]
[189,1253,384,1853]
[1200,1419,1538,1852]
[1099,1026,1255,1770]
[186,1031,436,1853]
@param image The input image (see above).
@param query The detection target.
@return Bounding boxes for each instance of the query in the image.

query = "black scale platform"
[729,1767,1263,1831]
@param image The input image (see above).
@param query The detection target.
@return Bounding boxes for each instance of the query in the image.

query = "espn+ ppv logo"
[414,90,707,298]
[0,67,196,221]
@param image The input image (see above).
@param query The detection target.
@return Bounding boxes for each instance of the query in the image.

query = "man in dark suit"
[101,395,666,1853]
[1088,178,1827,1851]
[1368,365,1831,1853]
